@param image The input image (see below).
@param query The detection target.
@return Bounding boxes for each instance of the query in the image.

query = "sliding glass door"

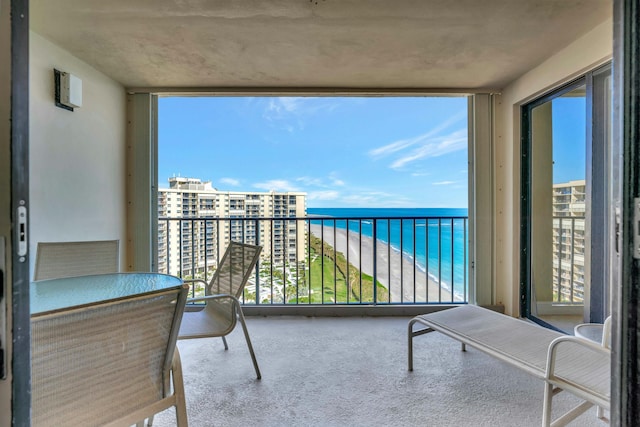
[521,64,611,331]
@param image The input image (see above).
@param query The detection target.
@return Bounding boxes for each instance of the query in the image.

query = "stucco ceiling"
[30,0,611,91]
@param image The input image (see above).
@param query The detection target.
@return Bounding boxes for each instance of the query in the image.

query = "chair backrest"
[34,240,119,281]
[207,241,262,298]
[31,284,188,426]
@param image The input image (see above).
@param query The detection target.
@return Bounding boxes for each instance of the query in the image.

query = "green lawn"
[292,234,387,304]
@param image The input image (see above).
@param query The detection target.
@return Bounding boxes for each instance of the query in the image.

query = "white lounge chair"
[542,332,610,426]
[408,305,610,427]
[541,315,612,425]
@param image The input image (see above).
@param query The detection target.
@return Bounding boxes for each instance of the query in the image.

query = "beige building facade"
[552,180,586,303]
[158,177,307,277]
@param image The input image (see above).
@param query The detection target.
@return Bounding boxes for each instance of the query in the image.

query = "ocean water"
[307,207,469,299]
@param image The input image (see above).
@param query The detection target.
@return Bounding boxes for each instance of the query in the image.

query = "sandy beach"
[310,224,453,303]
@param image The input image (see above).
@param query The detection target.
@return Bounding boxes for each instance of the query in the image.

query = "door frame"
[520,63,612,327]
[520,76,588,328]
[1,0,31,425]
[611,0,640,422]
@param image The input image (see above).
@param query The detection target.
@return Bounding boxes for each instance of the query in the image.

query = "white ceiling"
[30,0,611,91]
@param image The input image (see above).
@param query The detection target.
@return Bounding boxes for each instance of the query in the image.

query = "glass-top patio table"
[30,272,184,314]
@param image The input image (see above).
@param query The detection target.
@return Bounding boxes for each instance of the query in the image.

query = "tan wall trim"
[469,94,496,306]
[126,94,158,272]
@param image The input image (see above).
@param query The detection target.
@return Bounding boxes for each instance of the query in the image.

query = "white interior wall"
[495,18,613,316]
[29,32,127,278]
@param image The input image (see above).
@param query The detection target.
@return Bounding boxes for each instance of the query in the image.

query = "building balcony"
[12,2,631,425]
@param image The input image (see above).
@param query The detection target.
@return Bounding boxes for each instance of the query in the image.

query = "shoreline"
[309,224,453,303]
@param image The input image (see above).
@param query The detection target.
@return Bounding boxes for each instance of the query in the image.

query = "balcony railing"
[158,215,469,305]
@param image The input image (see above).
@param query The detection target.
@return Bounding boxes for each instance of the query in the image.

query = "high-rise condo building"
[158,177,307,277]
[551,179,586,303]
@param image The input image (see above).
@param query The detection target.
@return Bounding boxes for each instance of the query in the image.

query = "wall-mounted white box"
[60,72,82,108]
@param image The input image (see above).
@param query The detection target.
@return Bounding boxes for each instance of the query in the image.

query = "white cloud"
[266,97,305,116]
[264,97,339,121]
[253,179,300,192]
[368,111,466,158]
[341,191,413,207]
[262,97,341,133]
[368,134,423,158]
[329,172,345,187]
[296,176,324,186]
[219,177,240,187]
[342,194,379,205]
[432,180,456,186]
[296,173,345,189]
[390,129,467,169]
[308,190,340,200]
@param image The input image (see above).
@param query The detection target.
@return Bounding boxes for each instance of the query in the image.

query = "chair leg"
[222,336,229,350]
[236,308,262,379]
[542,382,553,427]
[146,350,187,427]
[407,319,414,371]
[172,349,189,427]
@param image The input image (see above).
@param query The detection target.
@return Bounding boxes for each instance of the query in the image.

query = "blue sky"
[159,96,469,208]
[552,96,586,183]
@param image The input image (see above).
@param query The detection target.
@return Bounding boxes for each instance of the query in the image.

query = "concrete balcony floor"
[154,316,606,427]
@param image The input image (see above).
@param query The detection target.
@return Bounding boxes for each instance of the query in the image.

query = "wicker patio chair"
[34,240,119,280]
[178,241,263,379]
[31,284,189,426]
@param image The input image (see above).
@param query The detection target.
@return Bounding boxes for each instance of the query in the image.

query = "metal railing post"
[372,219,377,305]
[255,219,260,305]
[570,218,575,302]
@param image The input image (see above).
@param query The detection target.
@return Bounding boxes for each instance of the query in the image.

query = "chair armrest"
[182,279,209,298]
[574,323,604,344]
[182,279,208,286]
[545,335,610,380]
[186,294,238,304]
[545,335,611,409]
